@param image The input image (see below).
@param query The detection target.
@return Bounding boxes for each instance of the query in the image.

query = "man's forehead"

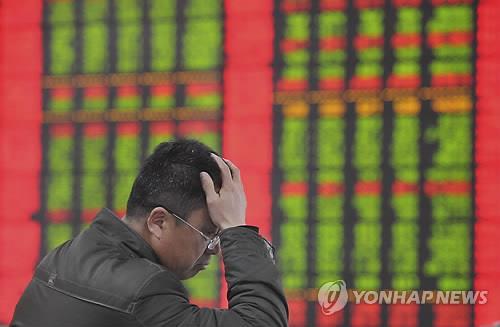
[188,207,218,232]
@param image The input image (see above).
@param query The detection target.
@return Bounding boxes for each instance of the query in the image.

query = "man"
[11,139,288,327]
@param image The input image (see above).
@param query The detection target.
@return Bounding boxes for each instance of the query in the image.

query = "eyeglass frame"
[148,204,221,251]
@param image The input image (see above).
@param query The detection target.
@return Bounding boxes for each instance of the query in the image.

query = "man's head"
[124,139,222,280]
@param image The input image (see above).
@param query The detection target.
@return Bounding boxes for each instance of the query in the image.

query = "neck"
[123,216,150,243]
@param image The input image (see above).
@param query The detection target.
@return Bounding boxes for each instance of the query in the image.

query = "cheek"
[186,238,205,261]
[156,238,174,265]
[175,233,204,265]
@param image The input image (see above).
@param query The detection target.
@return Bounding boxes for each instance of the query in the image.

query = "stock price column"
[274,1,313,326]
[386,0,422,325]
[41,0,78,250]
[422,1,475,325]
[179,0,223,308]
[348,1,385,325]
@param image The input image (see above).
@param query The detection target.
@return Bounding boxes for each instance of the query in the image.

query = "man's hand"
[200,154,247,230]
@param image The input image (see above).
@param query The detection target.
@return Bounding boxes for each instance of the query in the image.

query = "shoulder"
[37,241,183,311]
[134,266,188,300]
[90,256,187,303]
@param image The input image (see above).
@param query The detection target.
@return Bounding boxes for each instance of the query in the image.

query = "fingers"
[224,159,241,184]
[211,153,232,188]
[200,172,218,202]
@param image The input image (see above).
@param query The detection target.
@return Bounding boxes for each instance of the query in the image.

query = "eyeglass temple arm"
[170,211,211,241]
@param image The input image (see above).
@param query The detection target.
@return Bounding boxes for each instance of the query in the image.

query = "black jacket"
[11,208,288,326]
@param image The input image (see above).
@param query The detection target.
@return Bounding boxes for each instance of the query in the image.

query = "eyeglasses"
[152,205,220,251]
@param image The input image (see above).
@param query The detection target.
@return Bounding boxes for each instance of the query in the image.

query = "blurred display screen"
[40,0,223,308]
[15,0,494,326]
[272,0,476,326]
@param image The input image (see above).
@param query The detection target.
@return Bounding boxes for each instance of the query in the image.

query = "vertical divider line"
[140,0,152,161]
[217,0,226,307]
[419,1,433,325]
[307,0,319,325]
[173,0,186,138]
[106,0,117,210]
[271,0,284,309]
[72,0,84,235]
[38,0,51,260]
[471,0,478,324]
[381,1,395,326]
[343,0,358,325]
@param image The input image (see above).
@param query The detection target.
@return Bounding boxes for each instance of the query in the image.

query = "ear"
[146,207,169,239]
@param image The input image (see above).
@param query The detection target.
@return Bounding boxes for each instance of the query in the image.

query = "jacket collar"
[91,208,160,264]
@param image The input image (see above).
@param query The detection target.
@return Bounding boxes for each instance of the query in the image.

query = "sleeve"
[132,226,289,327]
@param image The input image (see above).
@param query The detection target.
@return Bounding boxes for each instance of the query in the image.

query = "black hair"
[126,139,222,221]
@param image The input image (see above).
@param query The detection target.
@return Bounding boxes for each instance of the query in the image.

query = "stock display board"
[1,0,499,326]
[39,0,223,308]
[272,0,478,326]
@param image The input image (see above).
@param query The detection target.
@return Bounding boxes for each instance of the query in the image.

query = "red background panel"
[475,0,500,325]
[222,0,274,309]
[0,0,42,323]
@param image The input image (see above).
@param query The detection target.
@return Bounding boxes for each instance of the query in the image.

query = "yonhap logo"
[317,280,348,315]
[317,280,488,315]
